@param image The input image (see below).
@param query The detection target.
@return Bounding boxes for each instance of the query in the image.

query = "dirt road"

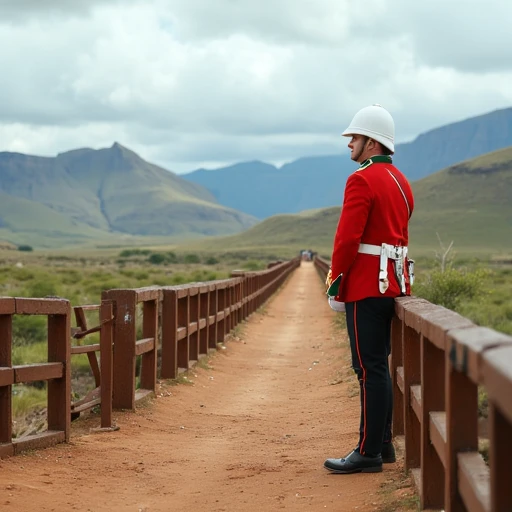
[0,262,414,511]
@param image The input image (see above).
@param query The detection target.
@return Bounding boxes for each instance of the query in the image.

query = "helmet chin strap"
[353,136,370,162]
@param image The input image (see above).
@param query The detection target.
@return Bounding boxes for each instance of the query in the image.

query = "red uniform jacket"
[331,156,414,303]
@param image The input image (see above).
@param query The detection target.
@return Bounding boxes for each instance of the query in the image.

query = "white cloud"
[0,0,127,20]
[0,0,511,173]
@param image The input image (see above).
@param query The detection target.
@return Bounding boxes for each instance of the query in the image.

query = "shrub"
[168,252,179,263]
[18,245,33,252]
[13,268,35,281]
[28,280,58,298]
[183,253,201,264]
[191,270,219,282]
[414,268,486,311]
[85,278,123,296]
[13,316,47,345]
[243,260,265,271]
[148,253,167,265]
[205,256,219,265]
[119,249,151,258]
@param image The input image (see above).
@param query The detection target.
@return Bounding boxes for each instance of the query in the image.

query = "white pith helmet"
[342,104,395,153]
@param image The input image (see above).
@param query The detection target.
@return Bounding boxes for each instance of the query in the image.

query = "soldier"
[324,104,414,474]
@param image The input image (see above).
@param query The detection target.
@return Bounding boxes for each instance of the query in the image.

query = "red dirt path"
[0,262,415,511]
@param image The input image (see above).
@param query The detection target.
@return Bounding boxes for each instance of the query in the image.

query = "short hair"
[373,139,392,156]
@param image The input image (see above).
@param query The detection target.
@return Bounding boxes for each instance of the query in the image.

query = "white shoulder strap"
[386,169,411,218]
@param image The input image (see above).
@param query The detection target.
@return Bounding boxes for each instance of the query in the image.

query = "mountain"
[0,143,257,247]
[394,107,512,180]
[182,107,512,219]
[184,146,512,256]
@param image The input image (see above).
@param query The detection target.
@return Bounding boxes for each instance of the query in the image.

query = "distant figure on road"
[301,249,313,261]
[324,104,415,474]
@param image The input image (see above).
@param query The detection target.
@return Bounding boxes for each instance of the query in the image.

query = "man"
[324,104,414,474]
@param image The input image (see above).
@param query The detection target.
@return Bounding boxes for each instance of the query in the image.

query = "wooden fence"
[314,255,512,512]
[0,258,299,458]
[0,298,70,458]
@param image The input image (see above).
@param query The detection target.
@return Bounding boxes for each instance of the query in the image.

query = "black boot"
[381,442,396,463]
[324,450,383,474]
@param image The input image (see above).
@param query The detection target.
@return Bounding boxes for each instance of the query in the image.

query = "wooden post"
[490,402,512,511]
[0,298,15,457]
[241,277,248,320]
[208,286,217,351]
[444,344,478,512]
[217,286,225,344]
[199,287,209,356]
[47,303,71,440]
[100,300,114,429]
[140,299,158,392]
[189,288,199,364]
[391,316,404,436]
[403,323,421,470]
[421,337,445,510]
[177,291,190,369]
[161,289,178,379]
[103,289,137,410]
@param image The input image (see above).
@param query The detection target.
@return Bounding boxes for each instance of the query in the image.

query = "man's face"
[347,134,369,163]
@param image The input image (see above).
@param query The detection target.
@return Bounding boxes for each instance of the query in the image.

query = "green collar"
[358,155,392,170]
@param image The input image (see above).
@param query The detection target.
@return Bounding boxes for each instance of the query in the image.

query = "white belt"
[359,243,407,259]
[358,243,410,294]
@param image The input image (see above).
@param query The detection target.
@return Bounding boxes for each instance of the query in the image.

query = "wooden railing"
[1,258,299,458]
[0,298,70,457]
[101,259,298,410]
[313,255,512,512]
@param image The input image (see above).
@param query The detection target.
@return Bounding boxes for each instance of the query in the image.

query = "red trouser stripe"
[353,303,368,454]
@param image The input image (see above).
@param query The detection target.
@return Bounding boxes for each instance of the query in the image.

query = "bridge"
[0,259,511,511]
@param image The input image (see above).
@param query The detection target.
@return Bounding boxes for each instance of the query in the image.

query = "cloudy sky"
[1,0,511,173]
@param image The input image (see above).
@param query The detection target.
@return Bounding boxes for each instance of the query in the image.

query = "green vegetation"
[413,260,512,335]
[413,268,488,311]
[119,248,152,258]
[12,386,46,419]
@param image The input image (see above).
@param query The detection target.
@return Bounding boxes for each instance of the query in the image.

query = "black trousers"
[345,297,395,457]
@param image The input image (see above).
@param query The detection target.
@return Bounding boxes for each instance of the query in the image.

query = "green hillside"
[0,143,257,247]
[183,146,512,257]
[0,191,108,238]
[409,146,512,253]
